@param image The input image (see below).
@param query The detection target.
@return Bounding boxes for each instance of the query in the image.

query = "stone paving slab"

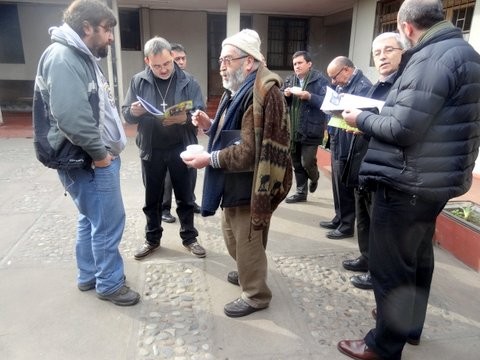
[1,138,480,360]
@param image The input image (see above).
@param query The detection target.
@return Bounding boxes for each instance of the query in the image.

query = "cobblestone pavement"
[1,137,479,360]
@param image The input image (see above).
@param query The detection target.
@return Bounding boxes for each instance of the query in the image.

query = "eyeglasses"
[373,46,403,58]
[330,67,345,82]
[98,24,112,34]
[150,59,173,71]
[218,55,248,66]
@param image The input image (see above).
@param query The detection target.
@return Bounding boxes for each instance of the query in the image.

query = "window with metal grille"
[119,9,141,51]
[267,17,308,70]
[374,0,476,38]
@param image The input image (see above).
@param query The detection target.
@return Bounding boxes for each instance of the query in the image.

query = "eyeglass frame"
[372,46,403,58]
[330,67,345,82]
[149,59,174,71]
[218,55,248,66]
[97,24,113,34]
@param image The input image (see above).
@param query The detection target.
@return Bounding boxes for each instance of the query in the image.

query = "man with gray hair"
[341,32,404,291]
[338,0,480,359]
[184,29,292,317]
[122,36,206,260]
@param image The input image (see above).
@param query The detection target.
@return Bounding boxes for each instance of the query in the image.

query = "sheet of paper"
[321,87,384,114]
[328,115,359,132]
[136,95,163,117]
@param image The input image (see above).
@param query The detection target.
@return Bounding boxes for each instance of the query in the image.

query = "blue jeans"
[57,158,125,295]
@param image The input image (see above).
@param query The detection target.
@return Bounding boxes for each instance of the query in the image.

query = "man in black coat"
[338,1,480,359]
[323,57,371,239]
[282,51,330,203]
[341,32,404,290]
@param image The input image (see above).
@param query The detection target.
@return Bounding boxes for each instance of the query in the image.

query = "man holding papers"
[323,57,371,239]
[282,51,330,203]
[122,36,206,260]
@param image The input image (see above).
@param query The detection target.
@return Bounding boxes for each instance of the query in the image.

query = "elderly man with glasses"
[322,57,372,240]
[122,36,207,260]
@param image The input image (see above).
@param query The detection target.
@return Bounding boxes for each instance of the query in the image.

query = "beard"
[94,45,109,58]
[222,66,246,92]
[399,27,414,50]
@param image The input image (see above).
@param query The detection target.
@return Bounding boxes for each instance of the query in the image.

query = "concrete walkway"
[0,136,479,360]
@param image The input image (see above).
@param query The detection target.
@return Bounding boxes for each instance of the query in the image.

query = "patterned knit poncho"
[251,65,292,229]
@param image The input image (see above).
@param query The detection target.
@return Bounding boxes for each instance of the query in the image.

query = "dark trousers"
[330,154,356,234]
[291,141,319,195]
[355,188,372,261]
[364,184,446,360]
[162,168,197,212]
[141,145,198,247]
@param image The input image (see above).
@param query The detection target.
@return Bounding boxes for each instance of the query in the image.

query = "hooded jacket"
[358,23,480,202]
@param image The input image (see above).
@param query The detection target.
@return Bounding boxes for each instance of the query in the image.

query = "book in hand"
[136,95,193,125]
[321,87,384,115]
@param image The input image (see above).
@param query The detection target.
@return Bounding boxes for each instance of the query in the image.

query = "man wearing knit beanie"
[183,29,292,317]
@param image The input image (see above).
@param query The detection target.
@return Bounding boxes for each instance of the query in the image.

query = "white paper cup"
[186,144,204,154]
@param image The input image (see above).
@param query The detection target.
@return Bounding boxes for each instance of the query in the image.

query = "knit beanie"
[222,29,263,62]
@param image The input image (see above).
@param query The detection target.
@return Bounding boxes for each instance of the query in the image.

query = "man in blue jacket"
[282,51,330,203]
[338,0,480,359]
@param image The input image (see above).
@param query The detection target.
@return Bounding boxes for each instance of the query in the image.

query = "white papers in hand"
[289,86,303,95]
[321,87,384,114]
[136,95,163,117]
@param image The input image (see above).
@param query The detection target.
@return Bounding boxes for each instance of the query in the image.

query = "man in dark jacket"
[338,1,480,359]
[323,57,371,239]
[282,51,330,203]
[122,36,206,260]
[341,32,404,290]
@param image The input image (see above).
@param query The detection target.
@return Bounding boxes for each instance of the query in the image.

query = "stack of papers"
[321,87,384,131]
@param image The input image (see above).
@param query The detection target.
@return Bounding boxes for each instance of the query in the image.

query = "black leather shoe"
[319,221,338,229]
[285,193,307,203]
[343,256,369,272]
[224,298,267,318]
[161,212,176,223]
[309,180,318,193]
[193,203,201,214]
[370,309,420,346]
[326,229,354,239]
[351,272,373,290]
[227,271,239,286]
[134,242,159,260]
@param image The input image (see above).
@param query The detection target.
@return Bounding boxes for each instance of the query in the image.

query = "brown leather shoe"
[337,339,380,360]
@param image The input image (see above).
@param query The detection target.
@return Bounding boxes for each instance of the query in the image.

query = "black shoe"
[224,298,267,318]
[350,272,373,290]
[78,280,96,292]
[326,229,354,239]
[161,212,176,223]
[134,242,160,260]
[285,194,307,203]
[193,203,201,214]
[342,256,369,272]
[227,271,239,286]
[309,180,318,193]
[97,285,140,306]
[319,220,338,230]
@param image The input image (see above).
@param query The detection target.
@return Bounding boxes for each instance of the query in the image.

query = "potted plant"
[434,201,480,271]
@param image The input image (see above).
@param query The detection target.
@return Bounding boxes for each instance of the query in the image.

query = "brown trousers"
[222,205,271,308]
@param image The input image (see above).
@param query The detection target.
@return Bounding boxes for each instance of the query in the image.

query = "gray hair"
[372,32,404,49]
[144,36,172,57]
[398,0,444,30]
